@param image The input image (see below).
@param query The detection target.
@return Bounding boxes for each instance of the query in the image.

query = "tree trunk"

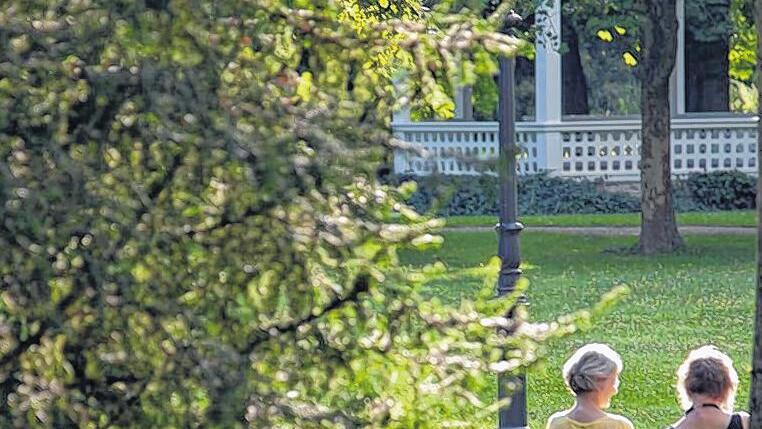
[749,2,762,425]
[562,18,590,115]
[636,0,683,254]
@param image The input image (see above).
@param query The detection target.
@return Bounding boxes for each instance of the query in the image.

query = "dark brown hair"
[677,346,739,411]
[685,357,733,398]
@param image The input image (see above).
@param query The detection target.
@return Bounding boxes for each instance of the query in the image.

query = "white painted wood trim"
[534,0,562,123]
[676,0,686,115]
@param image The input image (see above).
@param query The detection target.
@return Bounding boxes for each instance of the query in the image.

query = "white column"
[391,72,411,174]
[393,105,411,123]
[454,86,473,120]
[674,0,686,115]
[534,0,563,175]
[392,73,411,124]
[535,0,562,123]
[454,86,465,118]
[392,134,409,173]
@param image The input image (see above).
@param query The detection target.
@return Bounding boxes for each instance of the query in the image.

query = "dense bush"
[388,171,756,216]
[679,171,756,210]
[518,174,641,214]
[388,173,640,216]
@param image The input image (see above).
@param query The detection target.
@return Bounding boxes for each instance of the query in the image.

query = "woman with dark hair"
[668,346,749,429]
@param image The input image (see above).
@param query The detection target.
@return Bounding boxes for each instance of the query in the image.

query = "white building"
[392,0,758,182]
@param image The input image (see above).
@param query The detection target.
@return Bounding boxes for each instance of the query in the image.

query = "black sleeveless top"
[668,404,744,429]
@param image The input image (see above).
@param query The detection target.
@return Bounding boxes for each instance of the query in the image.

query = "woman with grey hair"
[546,344,634,429]
[667,345,749,429]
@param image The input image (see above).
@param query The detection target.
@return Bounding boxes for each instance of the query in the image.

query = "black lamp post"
[495,10,527,429]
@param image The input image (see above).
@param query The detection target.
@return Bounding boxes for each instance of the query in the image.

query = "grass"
[399,232,755,429]
[444,210,757,228]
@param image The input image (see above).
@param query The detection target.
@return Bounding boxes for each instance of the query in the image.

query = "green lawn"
[445,211,757,228]
[399,232,755,429]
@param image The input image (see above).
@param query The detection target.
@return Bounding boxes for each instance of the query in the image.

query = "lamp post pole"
[496,10,527,429]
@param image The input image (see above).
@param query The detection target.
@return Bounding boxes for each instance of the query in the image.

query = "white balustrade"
[392,122,540,176]
[392,115,759,181]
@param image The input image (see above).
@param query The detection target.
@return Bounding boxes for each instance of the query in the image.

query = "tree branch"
[249,394,367,428]
[242,274,370,355]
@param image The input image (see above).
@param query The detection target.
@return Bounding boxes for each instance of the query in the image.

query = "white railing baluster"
[392,116,759,180]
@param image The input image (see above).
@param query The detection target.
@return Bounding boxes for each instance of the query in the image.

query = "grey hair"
[562,343,623,395]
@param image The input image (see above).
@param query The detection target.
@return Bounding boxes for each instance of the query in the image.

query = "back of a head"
[562,343,622,396]
[676,345,739,412]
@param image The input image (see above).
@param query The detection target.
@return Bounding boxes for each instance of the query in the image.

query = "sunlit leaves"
[597,29,614,42]
[730,79,757,113]
[622,51,638,66]
[296,71,314,102]
[729,0,756,91]
[426,83,457,118]
[0,0,592,428]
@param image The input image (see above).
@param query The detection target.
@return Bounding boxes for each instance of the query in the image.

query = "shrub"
[388,171,757,216]
[680,171,756,210]
[387,173,640,216]
[518,174,640,215]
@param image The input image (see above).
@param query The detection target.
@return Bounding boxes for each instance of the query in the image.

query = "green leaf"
[131,263,152,283]
[622,52,638,66]
[297,71,313,102]
[596,30,614,42]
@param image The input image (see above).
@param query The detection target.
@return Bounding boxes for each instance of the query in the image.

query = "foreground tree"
[750,1,762,425]
[0,0,624,427]
[635,0,684,254]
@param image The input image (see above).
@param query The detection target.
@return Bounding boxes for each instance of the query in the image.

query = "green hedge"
[681,170,756,210]
[385,171,756,216]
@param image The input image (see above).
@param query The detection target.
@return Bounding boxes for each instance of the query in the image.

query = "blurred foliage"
[0,0,616,428]
[414,0,543,120]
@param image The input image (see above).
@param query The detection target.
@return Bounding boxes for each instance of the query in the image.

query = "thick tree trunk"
[636,0,683,254]
[749,2,762,425]
[562,18,590,115]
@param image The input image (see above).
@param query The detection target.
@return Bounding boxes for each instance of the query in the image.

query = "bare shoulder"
[605,412,635,429]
